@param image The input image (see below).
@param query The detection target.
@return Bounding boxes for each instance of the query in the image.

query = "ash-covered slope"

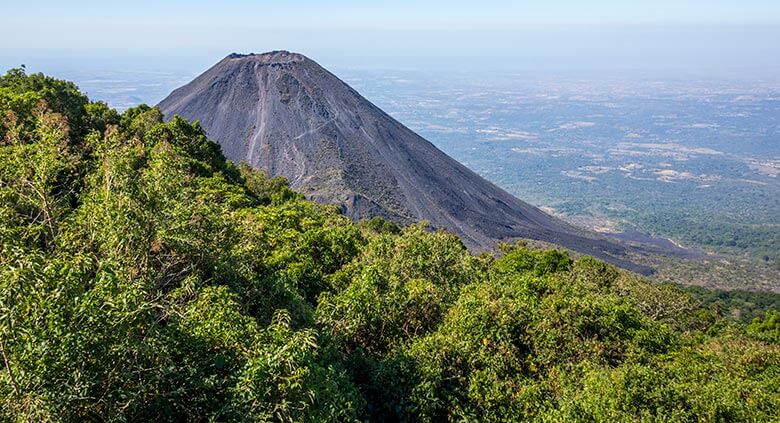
[159,51,651,274]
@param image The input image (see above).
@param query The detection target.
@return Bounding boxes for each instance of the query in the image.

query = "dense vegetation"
[1,69,778,421]
[682,286,780,323]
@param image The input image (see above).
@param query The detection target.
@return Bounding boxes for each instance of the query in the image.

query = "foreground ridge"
[2,67,778,421]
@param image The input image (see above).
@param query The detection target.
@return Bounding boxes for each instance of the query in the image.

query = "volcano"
[159,51,652,274]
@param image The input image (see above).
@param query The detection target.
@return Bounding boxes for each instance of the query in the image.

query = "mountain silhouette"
[159,50,652,274]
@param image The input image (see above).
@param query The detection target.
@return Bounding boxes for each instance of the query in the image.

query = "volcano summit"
[159,51,651,273]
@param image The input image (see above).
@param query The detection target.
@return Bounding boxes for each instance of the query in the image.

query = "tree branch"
[0,337,20,397]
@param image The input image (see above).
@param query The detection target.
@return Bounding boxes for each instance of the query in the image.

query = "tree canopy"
[1,68,778,421]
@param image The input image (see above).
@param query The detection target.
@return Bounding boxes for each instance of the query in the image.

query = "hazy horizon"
[2,1,780,80]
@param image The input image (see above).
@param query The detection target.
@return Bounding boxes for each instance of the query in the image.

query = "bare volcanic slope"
[159,51,651,274]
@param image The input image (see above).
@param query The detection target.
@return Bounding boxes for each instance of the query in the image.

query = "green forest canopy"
[0,68,778,421]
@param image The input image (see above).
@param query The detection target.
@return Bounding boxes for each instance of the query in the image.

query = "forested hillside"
[1,69,778,421]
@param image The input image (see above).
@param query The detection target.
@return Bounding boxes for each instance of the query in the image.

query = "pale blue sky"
[1,1,779,75]
[3,1,780,34]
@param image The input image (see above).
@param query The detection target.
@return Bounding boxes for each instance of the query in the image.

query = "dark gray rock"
[159,50,653,274]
